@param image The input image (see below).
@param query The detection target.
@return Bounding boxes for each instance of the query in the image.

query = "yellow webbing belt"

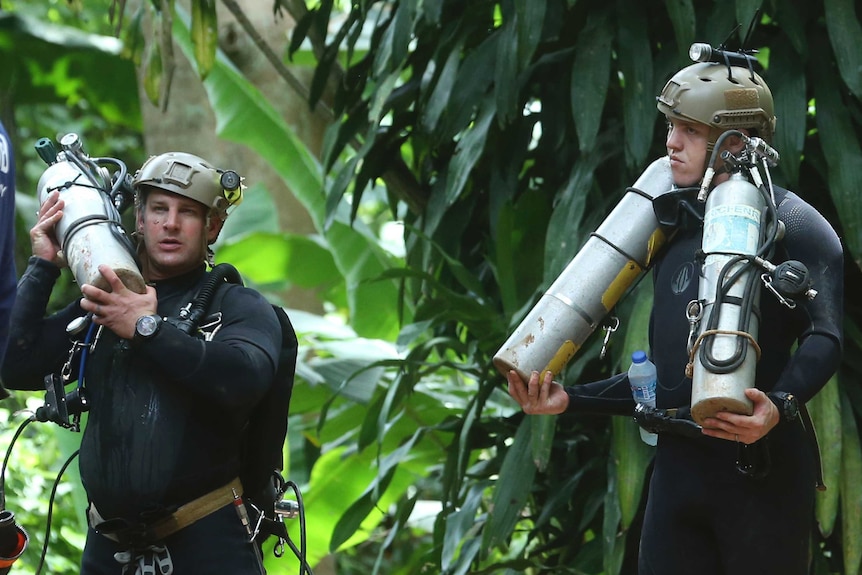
[90,477,243,543]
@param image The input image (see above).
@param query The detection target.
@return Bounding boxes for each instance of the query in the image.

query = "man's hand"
[80,265,158,340]
[507,369,569,415]
[700,388,779,444]
[31,191,66,267]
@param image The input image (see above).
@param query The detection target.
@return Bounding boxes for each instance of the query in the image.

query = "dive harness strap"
[89,477,243,544]
[635,402,826,490]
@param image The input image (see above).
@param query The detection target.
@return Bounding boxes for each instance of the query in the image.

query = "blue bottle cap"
[631,350,647,364]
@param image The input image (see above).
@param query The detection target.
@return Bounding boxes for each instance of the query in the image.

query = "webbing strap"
[91,477,243,544]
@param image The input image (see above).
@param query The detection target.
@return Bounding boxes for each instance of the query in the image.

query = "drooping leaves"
[190,0,217,79]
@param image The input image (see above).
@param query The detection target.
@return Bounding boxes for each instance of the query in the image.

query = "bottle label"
[631,382,656,404]
[703,203,761,255]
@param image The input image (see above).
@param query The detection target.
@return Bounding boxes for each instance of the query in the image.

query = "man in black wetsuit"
[2,152,280,574]
[506,58,844,574]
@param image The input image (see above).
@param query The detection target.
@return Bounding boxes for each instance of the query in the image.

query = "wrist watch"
[768,391,799,423]
[134,314,162,341]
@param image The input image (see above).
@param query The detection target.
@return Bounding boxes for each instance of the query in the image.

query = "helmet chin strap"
[700,141,730,190]
[703,126,739,185]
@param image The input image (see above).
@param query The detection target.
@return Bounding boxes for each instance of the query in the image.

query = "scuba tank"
[35,133,146,294]
[689,171,765,423]
[685,133,818,426]
[493,156,675,382]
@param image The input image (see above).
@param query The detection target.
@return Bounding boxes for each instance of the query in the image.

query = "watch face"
[137,315,159,337]
[778,393,798,420]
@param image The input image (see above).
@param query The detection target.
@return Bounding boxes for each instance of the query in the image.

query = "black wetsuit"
[0,120,16,395]
[564,186,844,575]
[2,258,281,574]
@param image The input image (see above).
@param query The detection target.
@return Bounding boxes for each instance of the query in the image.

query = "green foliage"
[0,11,141,130]
[0,399,86,575]
[3,1,862,575]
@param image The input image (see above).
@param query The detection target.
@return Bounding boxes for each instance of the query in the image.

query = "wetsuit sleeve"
[564,372,636,416]
[1,257,85,390]
[771,192,843,403]
[134,286,280,412]
[0,124,15,375]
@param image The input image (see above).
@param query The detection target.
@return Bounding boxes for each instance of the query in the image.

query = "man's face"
[665,117,710,187]
[136,189,221,281]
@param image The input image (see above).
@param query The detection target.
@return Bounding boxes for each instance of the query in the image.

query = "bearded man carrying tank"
[2,152,281,574]
[506,48,844,574]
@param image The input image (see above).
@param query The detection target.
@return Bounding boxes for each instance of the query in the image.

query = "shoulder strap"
[167,264,243,335]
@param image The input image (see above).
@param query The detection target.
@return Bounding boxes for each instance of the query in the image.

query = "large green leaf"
[602,448,626,575]
[811,38,862,266]
[217,232,341,289]
[330,430,422,550]
[282,444,417,570]
[810,376,841,538]
[529,414,556,472]
[570,10,613,153]
[615,0,654,169]
[734,0,764,43]
[840,388,862,575]
[190,0,217,79]
[494,17,519,126]
[441,482,488,571]
[515,0,544,72]
[613,280,654,530]
[482,418,536,552]
[769,37,806,187]
[824,0,862,98]
[544,157,598,281]
[420,38,464,135]
[663,0,696,61]
[773,0,808,56]
[443,96,496,207]
[440,33,500,142]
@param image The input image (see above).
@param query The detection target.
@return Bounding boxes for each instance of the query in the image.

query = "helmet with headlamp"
[656,47,776,146]
[132,152,244,220]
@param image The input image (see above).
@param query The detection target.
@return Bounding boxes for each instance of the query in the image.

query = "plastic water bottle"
[628,350,658,446]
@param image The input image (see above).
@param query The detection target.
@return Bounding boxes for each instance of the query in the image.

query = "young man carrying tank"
[507,53,844,574]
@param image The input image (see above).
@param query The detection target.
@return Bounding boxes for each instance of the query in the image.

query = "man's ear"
[206,215,225,245]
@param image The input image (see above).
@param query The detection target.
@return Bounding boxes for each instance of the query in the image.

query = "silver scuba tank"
[36,134,146,295]
[493,157,675,382]
[689,172,765,425]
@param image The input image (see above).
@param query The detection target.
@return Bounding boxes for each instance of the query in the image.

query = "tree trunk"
[137,0,325,314]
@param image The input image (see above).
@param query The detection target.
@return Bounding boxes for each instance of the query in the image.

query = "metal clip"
[198,312,223,341]
[599,316,619,360]
[61,338,89,383]
[247,501,264,543]
[761,273,796,309]
[686,300,703,354]
[89,325,104,353]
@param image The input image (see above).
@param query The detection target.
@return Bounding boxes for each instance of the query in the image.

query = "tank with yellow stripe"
[494,157,675,382]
